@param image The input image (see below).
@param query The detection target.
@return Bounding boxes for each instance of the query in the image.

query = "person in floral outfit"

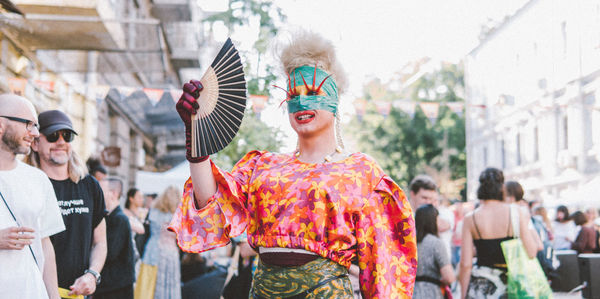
[169,32,417,299]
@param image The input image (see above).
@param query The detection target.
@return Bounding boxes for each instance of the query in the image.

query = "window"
[516,133,522,166]
[562,115,569,150]
[501,139,506,169]
[534,126,540,161]
[561,21,567,57]
[483,147,488,167]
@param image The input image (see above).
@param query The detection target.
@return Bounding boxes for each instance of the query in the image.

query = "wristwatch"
[84,269,101,285]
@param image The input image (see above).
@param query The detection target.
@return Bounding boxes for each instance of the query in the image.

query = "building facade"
[1,0,210,193]
[465,0,600,207]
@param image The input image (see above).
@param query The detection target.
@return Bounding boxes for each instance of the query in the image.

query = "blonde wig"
[280,31,348,94]
[279,31,348,148]
[25,145,87,183]
[153,185,182,214]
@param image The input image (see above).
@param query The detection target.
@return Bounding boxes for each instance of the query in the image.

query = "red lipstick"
[294,111,316,124]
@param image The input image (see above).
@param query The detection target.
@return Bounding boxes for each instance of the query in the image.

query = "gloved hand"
[176,80,208,163]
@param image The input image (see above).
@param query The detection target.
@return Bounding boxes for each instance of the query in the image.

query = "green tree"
[349,63,466,200]
[212,110,284,171]
[202,0,287,167]
[204,0,286,96]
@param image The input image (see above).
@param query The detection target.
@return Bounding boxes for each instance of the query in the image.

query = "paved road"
[554,292,582,298]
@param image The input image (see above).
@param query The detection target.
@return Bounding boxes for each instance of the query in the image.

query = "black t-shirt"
[96,206,135,293]
[49,175,106,288]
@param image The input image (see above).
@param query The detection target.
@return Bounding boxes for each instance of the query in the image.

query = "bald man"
[0,94,65,299]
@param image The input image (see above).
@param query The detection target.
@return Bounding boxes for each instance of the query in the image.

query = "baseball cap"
[38,110,78,136]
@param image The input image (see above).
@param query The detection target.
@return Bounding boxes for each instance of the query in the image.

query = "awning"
[136,161,189,195]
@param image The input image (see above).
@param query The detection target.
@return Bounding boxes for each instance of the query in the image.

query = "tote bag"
[134,263,158,299]
[501,205,553,299]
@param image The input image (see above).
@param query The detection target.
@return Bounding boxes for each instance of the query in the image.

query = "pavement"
[553,292,582,298]
[451,287,583,298]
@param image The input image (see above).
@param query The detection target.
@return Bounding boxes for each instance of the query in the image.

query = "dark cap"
[38,110,78,136]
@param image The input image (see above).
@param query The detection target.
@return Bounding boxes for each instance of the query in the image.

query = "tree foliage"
[212,110,284,171]
[204,0,286,95]
[202,0,287,167]
[349,63,466,200]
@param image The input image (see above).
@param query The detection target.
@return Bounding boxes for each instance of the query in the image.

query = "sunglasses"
[0,115,39,132]
[45,130,75,143]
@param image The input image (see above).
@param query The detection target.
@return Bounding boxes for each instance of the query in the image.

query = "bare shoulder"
[462,211,475,227]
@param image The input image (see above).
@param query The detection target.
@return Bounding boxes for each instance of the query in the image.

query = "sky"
[202,0,530,151]
[276,0,529,94]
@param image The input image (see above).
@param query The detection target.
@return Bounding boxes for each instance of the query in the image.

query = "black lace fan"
[191,38,247,157]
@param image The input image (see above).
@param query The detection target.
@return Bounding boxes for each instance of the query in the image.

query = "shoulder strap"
[506,205,512,235]
[510,204,520,239]
[0,190,38,266]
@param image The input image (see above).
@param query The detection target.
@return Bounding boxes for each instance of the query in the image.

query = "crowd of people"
[411,170,600,298]
[0,94,200,299]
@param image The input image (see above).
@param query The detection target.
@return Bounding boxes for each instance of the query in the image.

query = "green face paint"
[286,66,339,115]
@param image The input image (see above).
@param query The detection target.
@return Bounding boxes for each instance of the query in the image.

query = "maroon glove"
[176,80,208,163]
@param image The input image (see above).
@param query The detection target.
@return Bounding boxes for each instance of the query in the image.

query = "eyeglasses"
[46,130,75,143]
[0,115,40,132]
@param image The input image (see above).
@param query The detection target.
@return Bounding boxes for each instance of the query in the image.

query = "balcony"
[164,22,201,62]
[7,0,127,50]
[1,0,185,87]
[150,0,191,23]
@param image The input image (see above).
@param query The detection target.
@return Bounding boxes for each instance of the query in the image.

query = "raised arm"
[189,160,216,208]
[176,80,217,208]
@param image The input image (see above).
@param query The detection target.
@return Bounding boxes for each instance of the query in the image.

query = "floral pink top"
[168,151,417,298]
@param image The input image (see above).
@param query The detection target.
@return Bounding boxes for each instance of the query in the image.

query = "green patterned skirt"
[251,257,354,299]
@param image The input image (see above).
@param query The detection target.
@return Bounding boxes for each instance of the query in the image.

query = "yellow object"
[58,287,84,299]
[134,263,158,299]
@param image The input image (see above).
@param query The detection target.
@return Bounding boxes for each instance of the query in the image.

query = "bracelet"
[84,269,101,285]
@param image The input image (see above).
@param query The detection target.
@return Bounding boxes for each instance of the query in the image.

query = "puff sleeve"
[168,150,264,252]
[355,175,417,299]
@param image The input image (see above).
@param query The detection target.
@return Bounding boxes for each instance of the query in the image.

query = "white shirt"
[552,220,577,250]
[0,161,65,299]
[437,206,455,260]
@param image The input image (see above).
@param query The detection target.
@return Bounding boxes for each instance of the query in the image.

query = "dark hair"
[556,205,570,222]
[415,204,439,243]
[505,181,524,201]
[86,157,107,175]
[125,188,140,209]
[410,175,437,194]
[477,167,504,201]
[571,211,588,226]
[528,199,539,209]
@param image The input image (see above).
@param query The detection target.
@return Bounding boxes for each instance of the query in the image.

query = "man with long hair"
[26,110,107,298]
[0,94,64,299]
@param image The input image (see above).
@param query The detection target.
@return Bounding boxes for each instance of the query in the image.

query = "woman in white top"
[551,205,577,250]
